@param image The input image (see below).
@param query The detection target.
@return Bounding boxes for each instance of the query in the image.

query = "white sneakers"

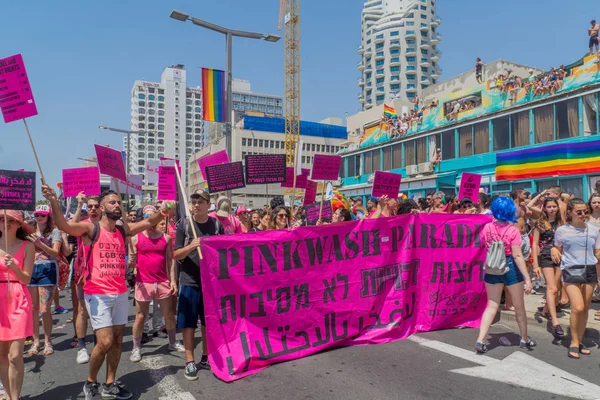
[129,348,142,363]
[77,348,90,364]
[168,341,185,353]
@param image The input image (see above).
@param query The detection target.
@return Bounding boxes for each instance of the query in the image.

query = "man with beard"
[42,186,175,400]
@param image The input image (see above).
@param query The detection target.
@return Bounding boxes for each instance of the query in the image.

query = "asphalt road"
[16,291,600,400]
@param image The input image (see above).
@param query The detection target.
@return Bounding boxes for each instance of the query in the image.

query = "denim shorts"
[484,256,524,286]
[28,260,58,287]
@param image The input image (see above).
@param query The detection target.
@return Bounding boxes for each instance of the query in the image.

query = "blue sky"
[0,0,596,188]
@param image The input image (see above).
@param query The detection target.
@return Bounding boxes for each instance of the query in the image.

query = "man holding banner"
[173,189,224,381]
[41,184,175,400]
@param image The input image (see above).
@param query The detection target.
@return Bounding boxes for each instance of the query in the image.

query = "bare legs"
[28,286,54,350]
[542,267,562,325]
[0,339,26,400]
[88,325,124,385]
[477,282,528,344]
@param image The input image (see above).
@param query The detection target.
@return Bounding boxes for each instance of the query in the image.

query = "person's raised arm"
[126,202,176,236]
[28,230,62,259]
[72,191,86,223]
[371,195,388,219]
[42,184,93,238]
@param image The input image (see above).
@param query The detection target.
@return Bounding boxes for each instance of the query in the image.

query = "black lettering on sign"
[245,154,287,184]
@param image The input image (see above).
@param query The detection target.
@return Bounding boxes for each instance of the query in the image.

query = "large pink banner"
[200,214,490,382]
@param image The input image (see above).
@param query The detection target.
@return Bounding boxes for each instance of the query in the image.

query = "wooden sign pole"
[23,119,46,184]
[173,164,203,260]
[4,210,10,297]
[318,182,326,221]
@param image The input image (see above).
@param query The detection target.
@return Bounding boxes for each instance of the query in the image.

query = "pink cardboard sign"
[197,150,229,181]
[157,166,177,201]
[371,171,402,198]
[281,168,309,189]
[94,144,127,181]
[199,214,490,381]
[311,154,342,181]
[205,162,246,193]
[458,172,482,203]
[62,167,101,198]
[303,180,318,206]
[0,54,38,123]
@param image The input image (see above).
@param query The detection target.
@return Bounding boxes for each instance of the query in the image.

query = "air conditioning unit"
[419,162,433,174]
[406,164,418,176]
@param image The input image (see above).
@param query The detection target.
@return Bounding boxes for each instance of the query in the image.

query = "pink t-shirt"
[136,232,168,283]
[83,225,127,295]
[209,212,242,235]
[481,222,522,256]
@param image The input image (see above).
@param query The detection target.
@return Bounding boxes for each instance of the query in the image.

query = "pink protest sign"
[206,162,246,193]
[62,167,101,198]
[0,54,38,123]
[94,144,127,181]
[197,150,229,181]
[200,214,490,381]
[157,166,177,201]
[371,171,402,198]
[281,168,309,189]
[458,172,482,203]
[303,180,318,206]
[311,154,342,181]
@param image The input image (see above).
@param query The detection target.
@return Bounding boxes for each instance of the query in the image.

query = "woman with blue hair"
[475,196,536,353]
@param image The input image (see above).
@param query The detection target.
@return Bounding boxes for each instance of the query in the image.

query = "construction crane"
[278,0,301,168]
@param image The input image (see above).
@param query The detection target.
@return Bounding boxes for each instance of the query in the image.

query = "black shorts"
[589,36,598,48]
[562,264,598,284]
[177,285,205,328]
[538,249,559,269]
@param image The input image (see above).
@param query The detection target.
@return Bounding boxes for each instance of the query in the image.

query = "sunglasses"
[34,214,48,218]
[575,210,590,216]
[87,204,100,209]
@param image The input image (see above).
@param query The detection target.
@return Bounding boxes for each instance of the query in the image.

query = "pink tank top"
[0,241,27,281]
[136,232,168,283]
[83,225,127,295]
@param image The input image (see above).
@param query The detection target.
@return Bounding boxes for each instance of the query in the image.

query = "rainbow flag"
[496,139,600,181]
[202,68,226,123]
[383,104,397,119]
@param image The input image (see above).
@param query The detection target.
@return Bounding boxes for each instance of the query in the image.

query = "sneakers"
[101,382,133,400]
[141,333,150,344]
[168,341,185,353]
[520,336,537,349]
[129,348,141,363]
[153,330,168,339]
[184,361,198,381]
[198,355,210,370]
[77,348,90,364]
[83,381,99,400]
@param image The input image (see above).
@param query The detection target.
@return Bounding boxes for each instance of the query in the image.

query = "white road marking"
[408,335,600,400]
[141,356,196,400]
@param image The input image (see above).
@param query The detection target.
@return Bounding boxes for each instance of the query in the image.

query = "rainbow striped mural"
[496,139,600,181]
[201,68,226,123]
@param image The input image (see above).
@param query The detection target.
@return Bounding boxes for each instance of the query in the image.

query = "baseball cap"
[216,196,232,218]
[190,189,210,202]
[34,204,51,215]
[236,206,249,216]
[142,205,157,217]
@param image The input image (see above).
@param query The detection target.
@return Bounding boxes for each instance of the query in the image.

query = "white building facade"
[358,0,442,109]
[128,65,204,187]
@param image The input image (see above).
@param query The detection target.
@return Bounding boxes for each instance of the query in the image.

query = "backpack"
[83,221,127,281]
[484,225,510,275]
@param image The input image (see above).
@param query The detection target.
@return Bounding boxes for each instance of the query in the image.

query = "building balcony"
[364,48,372,57]
[389,41,401,49]
[365,103,373,110]
[375,70,385,78]
[405,49,416,56]
[420,25,429,32]
[420,43,430,50]
[358,78,365,87]
[421,78,430,85]
[431,54,440,62]
[390,59,401,67]
[406,86,417,92]
[405,31,416,39]
[431,72,440,79]
[374,35,385,44]
[431,18,441,27]
[435,34,443,42]
[357,46,364,55]
[365,65,373,73]
[375,52,385,61]
[420,60,430,67]
[358,95,365,104]
[358,62,365,71]
[430,37,439,45]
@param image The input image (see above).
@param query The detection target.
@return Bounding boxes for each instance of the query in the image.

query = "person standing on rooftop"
[588,20,600,56]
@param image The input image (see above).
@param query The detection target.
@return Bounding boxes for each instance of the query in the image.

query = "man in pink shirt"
[209,196,242,235]
[42,185,175,400]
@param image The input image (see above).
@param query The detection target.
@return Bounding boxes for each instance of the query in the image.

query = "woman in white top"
[553,198,600,359]
[587,194,600,322]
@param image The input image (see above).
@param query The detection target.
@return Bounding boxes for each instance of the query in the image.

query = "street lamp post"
[169,10,280,171]
[99,125,154,209]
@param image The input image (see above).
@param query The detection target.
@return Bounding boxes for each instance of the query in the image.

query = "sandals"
[27,343,41,356]
[579,344,591,356]
[568,345,592,359]
[552,324,565,337]
[595,310,600,321]
[475,342,488,354]
[43,342,54,356]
